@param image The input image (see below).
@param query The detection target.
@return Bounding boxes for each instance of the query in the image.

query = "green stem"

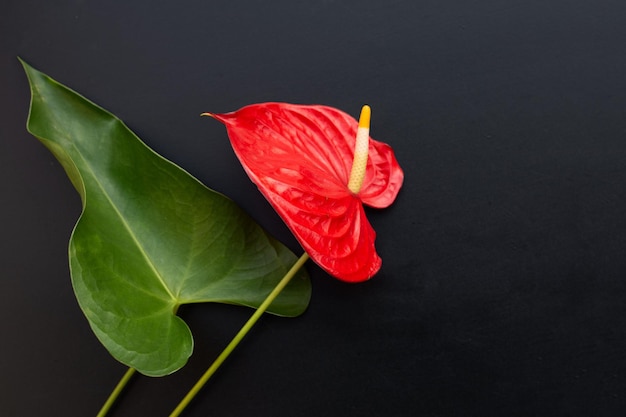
[96,367,136,417]
[169,252,310,417]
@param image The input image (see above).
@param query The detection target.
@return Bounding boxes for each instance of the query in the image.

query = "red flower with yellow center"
[206,103,403,282]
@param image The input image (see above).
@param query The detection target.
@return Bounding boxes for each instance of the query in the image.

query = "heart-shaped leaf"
[21,60,311,376]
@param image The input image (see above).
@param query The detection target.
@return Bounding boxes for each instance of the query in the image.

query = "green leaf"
[20,59,311,377]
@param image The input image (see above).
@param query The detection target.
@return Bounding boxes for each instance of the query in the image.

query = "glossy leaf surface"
[21,61,311,376]
[209,103,403,282]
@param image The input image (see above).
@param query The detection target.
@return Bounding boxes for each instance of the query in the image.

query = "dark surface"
[2,1,626,416]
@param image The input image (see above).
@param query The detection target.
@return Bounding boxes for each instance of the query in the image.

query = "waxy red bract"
[209,103,403,282]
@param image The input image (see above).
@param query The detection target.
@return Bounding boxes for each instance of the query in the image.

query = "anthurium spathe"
[205,103,403,282]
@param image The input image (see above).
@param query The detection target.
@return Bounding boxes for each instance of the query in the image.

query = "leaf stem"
[96,367,136,417]
[169,252,310,417]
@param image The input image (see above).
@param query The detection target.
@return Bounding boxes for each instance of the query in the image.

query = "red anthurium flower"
[205,103,403,282]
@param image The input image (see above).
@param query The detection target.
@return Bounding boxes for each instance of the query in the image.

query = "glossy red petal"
[359,139,405,209]
[209,103,402,282]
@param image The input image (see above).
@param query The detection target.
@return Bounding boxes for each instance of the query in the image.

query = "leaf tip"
[17,56,35,74]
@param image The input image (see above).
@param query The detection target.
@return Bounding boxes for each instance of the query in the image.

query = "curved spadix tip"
[358,105,371,129]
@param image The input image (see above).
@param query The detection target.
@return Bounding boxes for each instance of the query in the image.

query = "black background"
[2,1,626,416]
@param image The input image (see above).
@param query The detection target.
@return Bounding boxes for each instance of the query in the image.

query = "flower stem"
[169,252,310,417]
[96,367,136,417]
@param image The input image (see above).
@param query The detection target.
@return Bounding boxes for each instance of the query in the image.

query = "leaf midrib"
[74,142,178,304]
[28,76,179,305]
